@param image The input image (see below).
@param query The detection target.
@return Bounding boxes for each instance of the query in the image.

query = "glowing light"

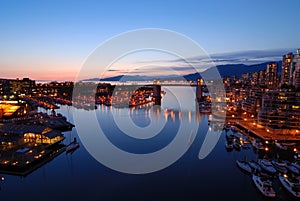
[264,147,269,151]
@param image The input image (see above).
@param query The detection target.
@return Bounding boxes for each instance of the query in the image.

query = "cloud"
[105,48,298,77]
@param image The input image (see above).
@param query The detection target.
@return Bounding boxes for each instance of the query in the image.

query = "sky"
[0,0,299,81]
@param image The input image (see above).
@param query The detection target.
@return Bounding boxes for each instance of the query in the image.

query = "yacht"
[252,174,276,197]
[278,174,300,198]
[258,159,276,174]
[236,160,252,173]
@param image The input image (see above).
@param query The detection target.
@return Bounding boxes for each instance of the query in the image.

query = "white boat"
[236,160,252,173]
[271,160,288,174]
[252,175,276,197]
[279,174,300,198]
[258,159,276,174]
[248,160,262,172]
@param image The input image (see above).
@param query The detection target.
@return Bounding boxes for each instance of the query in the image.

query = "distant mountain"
[209,61,282,78]
[81,61,282,82]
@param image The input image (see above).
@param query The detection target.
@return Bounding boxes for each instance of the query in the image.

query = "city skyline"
[0,1,300,80]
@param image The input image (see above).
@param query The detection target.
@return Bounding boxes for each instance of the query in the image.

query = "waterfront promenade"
[236,120,300,141]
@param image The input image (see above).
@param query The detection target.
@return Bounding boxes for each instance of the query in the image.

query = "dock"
[235,120,300,141]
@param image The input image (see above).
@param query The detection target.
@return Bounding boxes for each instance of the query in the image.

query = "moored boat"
[225,142,234,151]
[231,126,239,132]
[236,160,252,173]
[233,140,241,151]
[292,161,300,170]
[248,160,262,172]
[66,138,80,153]
[252,174,276,197]
[258,159,276,174]
[252,139,264,150]
[278,174,300,198]
[271,160,288,174]
[284,161,300,175]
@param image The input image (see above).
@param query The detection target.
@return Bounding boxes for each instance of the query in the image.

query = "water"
[0,86,298,201]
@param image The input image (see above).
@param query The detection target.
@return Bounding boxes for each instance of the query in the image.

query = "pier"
[235,120,300,141]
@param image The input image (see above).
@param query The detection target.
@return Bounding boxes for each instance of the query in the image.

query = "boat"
[252,139,264,150]
[231,126,239,132]
[258,159,277,174]
[225,142,234,151]
[248,160,262,172]
[271,160,288,174]
[252,174,276,197]
[292,161,300,170]
[236,160,252,173]
[278,174,300,198]
[275,142,288,150]
[66,138,80,153]
[284,161,300,175]
[233,140,241,151]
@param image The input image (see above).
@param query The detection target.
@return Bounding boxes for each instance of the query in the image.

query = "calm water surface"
[0,87,297,201]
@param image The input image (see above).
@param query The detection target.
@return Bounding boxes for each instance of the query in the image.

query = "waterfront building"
[257,90,300,134]
[0,124,64,146]
[0,101,27,118]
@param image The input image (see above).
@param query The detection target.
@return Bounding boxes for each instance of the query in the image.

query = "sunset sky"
[0,0,300,81]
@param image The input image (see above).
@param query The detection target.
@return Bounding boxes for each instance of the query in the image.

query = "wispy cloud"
[103,48,297,78]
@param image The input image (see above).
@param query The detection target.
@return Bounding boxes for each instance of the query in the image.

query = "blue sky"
[0,0,299,80]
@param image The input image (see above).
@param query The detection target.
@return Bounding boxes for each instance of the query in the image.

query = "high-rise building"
[265,62,278,88]
[258,70,266,86]
[280,52,294,87]
[291,49,300,90]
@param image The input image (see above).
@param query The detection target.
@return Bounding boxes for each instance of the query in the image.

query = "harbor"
[225,126,300,199]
